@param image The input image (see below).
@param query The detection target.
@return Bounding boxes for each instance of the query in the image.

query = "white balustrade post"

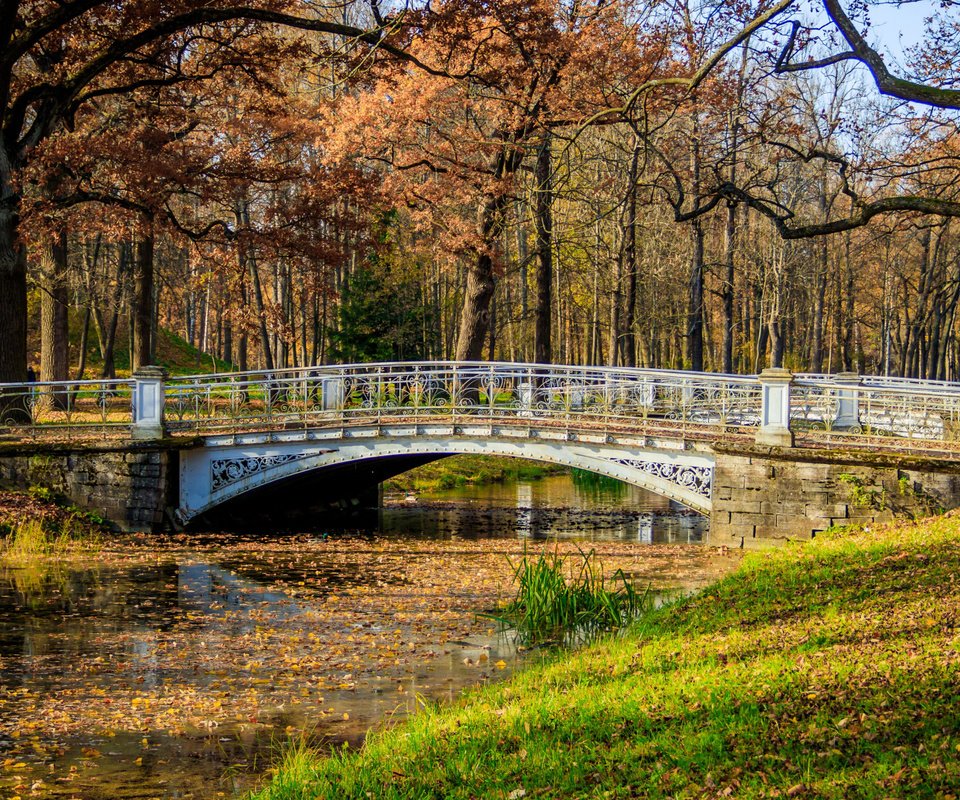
[833,372,861,430]
[132,366,167,440]
[756,367,794,447]
[514,372,533,417]
[321,377,343,412]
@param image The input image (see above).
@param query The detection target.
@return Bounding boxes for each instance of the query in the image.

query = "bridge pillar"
[833,372,861,430]
[321,377,344,411]
[756,368,794,447]
[132,367,167,441]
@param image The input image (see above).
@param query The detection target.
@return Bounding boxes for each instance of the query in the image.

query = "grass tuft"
[486,546,650,644]
[0,515,100,562]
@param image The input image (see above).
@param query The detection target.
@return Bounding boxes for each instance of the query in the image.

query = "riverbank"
[0,488,103,561]
[253,514,960,799]
[383,455,567,494]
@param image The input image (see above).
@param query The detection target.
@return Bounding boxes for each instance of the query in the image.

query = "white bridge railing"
[2,361,960,452]
[162,362,764,436]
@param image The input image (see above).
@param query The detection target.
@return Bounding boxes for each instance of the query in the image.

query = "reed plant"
[0,515,100,562]
[488,546,649,644]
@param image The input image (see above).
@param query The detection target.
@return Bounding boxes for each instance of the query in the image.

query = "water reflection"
[381,474,707,544]
[0,474,725,799]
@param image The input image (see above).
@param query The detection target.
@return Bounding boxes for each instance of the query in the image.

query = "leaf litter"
[0,528,738,798]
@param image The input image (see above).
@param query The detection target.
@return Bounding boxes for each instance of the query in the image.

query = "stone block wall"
[0,445,177,531]
[710,446,960,546]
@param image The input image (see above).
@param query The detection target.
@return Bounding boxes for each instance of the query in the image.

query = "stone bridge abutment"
[710,446,960,546]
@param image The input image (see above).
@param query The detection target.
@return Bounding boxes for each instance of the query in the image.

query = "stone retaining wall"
[0,445,177,531]
[711,447,960,546]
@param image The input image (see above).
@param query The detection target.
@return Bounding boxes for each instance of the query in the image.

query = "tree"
[717,0,960,237]
[0,0,428,382]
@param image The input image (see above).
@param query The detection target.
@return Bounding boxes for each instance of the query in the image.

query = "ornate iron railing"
[162,362,764,435]
[2,363,960,453]
[792,375,960,444]
[0,378,134,436]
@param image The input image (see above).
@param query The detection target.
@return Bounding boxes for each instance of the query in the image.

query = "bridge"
[2,361,960,544]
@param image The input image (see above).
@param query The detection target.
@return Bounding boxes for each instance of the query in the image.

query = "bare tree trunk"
[534,134,553,365]
[688,218,705,371]
[516,198,529,321]
[769,318,785,367]
[621,139,640,368]
[76,303,91,381]
[455,193,505,361]
[223,292,233,366]
[722,201,737,373]
[688,112,705,372]
[40,228,70,410]
[842,230,856,371]
[132,215,155,371]
[0,202,28,382]
[247,250,274,371]
[237,202,273,371]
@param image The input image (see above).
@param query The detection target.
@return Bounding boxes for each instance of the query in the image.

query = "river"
[0,474,738,799]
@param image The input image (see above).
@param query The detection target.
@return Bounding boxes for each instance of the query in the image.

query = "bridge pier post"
[132,367,167,441]
[756,368,794,447]
[833,372,862,430]
[321,377,343,412]
[518,382,533,416]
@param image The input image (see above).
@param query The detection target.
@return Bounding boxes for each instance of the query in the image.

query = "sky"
[860,1,934,58]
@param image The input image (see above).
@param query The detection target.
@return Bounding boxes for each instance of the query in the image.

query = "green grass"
[383,455,567,493]
[485,547,650,645]
[251,514,960,799]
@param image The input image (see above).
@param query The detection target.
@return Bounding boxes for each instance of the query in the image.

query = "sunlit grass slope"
[253,514,960,799]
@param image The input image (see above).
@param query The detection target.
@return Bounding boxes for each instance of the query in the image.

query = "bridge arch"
[176,426,714,524]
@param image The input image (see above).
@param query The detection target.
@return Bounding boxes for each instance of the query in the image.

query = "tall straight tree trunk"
[0,201,28,382]
[247,250,274,371]
[75,304,91,381]
[621,138,641,368]
[608,225,623,367]
[516,199,529,321]
[842,231,856,371]
[40,229,70,398]
[811,268,827,372]
[769,318,785,367]
[223,299,233,366]
[688,218,705,371]
[810,182,829,372]
[456,140,524,362]
[237,202,273,371]
[688,112,705,372]
[534,134,553,365]
[722,201,737,373]
[132,214,155,371]
[98,242,129,379]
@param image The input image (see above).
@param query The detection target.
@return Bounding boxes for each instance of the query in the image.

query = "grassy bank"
[0,489,103,562]
[383,455,567,493]
[253,515,960,799]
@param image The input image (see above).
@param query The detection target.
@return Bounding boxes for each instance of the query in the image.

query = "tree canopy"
[5,0,960,385]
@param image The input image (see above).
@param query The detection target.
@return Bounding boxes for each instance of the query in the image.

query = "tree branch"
[777,0,960,110]
[718,182,960,238]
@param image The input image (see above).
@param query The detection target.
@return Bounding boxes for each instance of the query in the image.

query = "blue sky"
[863,1,932,57]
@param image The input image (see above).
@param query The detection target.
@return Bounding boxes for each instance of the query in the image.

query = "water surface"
[0,475,733,798]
